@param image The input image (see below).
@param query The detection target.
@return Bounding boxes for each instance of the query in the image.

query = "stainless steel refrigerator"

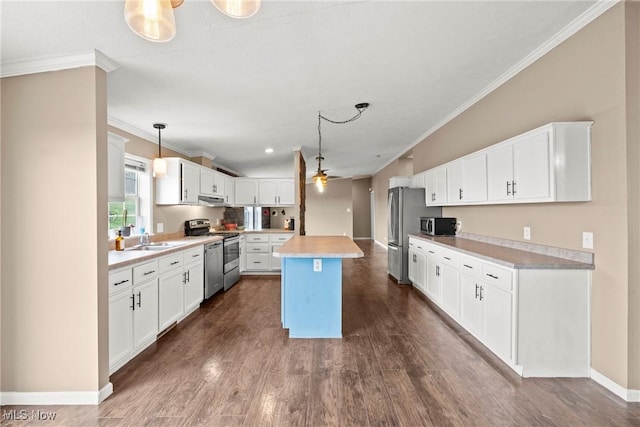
[388,187,442,284]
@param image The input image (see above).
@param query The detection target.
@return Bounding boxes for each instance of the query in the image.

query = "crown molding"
[373,0,620,176]
[0,49,119,78]
[107,116,194,158]
[190,150,216,161]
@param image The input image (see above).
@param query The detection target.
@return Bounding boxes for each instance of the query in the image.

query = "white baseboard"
[0,382,113,405]
[353,237,371,240]
[591,369,640,402]
[374,240,388,249]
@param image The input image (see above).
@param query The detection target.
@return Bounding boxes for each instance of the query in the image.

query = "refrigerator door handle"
[388,245,399,251]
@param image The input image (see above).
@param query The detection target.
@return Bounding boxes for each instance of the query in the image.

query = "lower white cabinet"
[244,232,293,272]
[408,240,427,295]
[408,236,590,377]
[109,261,159,374]
[109,244,204,375]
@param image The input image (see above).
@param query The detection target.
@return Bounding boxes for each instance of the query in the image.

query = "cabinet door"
[425,167,447,206]
[271,244,283,271]
[132,280,158,350]
[109,291,133,372]
[446,162,463,203]
[181,162,200,204]
[277,179,295,205]
[440,264,459,319]
[184,261,204,315]
[211,171,225,197]
[425,256,441,303]
[462,153,487,202]
[246,253,270,270]
[259,180,279,205]
[460,274,482,337]
[482,283,513,361]
[225,176,235,205]
[408,248,417,283]
[415,251,427,295]
[513,130,551,200]
[235,179,258,205]
[158,269,185,331]
[240,240,246,272]
[487,145,514,202]
[200,169,214,196]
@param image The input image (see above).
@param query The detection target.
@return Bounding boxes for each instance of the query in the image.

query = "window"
[108,156,152,237]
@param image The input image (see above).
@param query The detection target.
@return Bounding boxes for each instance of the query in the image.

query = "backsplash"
[223,207,245,226]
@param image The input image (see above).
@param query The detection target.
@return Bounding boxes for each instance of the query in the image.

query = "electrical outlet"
[524,226,531,240]
[582,232,594,249]
[157,223,164,233]
[313,259,322,272]
[456,221,462,232]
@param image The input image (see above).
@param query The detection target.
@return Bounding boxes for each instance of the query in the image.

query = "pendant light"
[124,0,176,43]
[211,0,261,19]
[312,103,369,192]
[152,123,168,178]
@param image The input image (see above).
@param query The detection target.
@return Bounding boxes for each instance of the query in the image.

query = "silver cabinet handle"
[463,264,473,269]
[130,295,135,311]
[479,286,484,301]
[435,265,440,277]
[459,188,463,200]
[114,279,129,286]
[512,181,517,195]
[486,273,499,279]
[136,292,142,308]
[475,284,479,299]
[143,270,155,276]
[170,261,180,265]
[506,181,511,196]
[444,256,451,261]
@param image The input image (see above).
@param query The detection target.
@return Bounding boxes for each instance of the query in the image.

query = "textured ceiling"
[1,0,599,179]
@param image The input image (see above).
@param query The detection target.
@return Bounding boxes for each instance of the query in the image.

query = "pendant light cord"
[316,104,368,170]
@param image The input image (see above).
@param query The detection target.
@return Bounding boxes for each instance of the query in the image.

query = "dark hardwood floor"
[3,240,640,426]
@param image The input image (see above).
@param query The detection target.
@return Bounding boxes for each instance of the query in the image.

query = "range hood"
[198,195,226,207]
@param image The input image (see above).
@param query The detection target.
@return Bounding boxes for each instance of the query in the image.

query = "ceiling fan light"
[125,0,176,43]
[211,0,261,19]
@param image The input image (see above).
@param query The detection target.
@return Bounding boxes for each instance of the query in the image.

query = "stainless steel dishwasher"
[204,240,224,299]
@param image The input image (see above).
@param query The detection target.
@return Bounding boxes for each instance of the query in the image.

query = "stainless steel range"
[185,219,241,295]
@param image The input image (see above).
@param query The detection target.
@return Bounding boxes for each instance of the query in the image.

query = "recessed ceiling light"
[265,148,274,154]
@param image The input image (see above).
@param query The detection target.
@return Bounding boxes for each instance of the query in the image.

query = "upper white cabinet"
[224,175,235,205]
[259,179,295,206]
[422,122,592,207]
[108,132,128,202]
[156,158,200,205]
[200,168,225,198]
[425,166,447,206]
[235,178,259,205]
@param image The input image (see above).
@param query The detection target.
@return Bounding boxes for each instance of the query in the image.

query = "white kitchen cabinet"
[108,132,127,202]
[183,247,204,315]
[235,178,259,205]
[158,268,185,331]
[411,234,590,377]
[132,279,159,351]
[270,233,293,271]
[246,234,270,271]
[259,179,295,206]
[411,172,426,189]
[224,175,235,205]
[425,166,447,206]
[486,122,591,203]
[446,154,487,204]
[239,235,246,272]
[200,168,225,197]
[109,289,134,373]
[156,158,200,205]
[408,238,427,295]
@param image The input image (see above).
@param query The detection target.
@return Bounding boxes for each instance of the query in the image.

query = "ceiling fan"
[311,103,369,192]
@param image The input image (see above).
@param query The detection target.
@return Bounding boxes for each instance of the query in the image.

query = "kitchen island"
[274,236,364,338]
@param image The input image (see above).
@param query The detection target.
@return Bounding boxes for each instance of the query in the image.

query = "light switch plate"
[313,259,322,272]
[582,232,594,249]
[524,226,531,240]
[157,223,164,233]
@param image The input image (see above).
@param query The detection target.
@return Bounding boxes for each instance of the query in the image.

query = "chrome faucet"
[140,232,151,246]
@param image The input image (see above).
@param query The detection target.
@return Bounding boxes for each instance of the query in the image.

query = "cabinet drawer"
[158,252,184,274]
[270,233,293,243]
[246,234,269,243]
[183,246,204,264]
[109,268,133,294]
[133,260,158,284]
[424,243,439,258]
[246,253,270,269]
[459,255,482,278]
[482,262,513,292]
[440,249,459,267]
[247,243,270,253]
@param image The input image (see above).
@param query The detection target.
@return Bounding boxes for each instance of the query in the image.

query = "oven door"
[223,236,240,273]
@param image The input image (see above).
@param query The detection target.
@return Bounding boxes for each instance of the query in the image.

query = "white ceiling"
[1,0,603,179]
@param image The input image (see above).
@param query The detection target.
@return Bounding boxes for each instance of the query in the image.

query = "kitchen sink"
[126,242,187,251]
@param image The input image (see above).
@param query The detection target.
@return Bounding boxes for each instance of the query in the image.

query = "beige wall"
[305,178,353,238]
[107,126,225,235]
[352,178,372,238]
[374,3,636,389]
[1,67,108,393]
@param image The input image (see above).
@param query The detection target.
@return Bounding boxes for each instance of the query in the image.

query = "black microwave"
[420,217,457,236]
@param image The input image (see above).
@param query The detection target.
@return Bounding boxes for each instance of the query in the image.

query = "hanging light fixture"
[152,123,168,178]
[313,103,369,192]
[124,0,260,42]
[124,0,177,43]
[211,0,261,19]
